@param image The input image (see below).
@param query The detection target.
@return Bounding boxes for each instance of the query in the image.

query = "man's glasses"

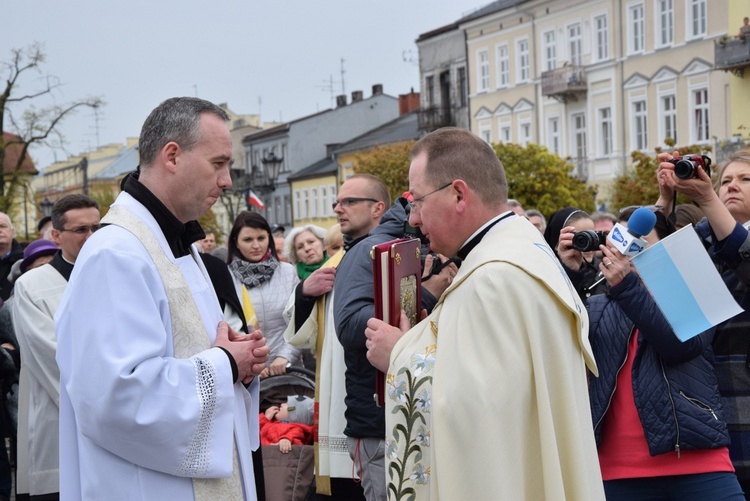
[331,197,378,211]
[408,182,453,210]
[59,225,101,235]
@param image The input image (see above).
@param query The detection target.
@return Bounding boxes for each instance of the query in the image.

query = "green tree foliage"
[353,140,596,219]
[353,141,415,203]
[493,142,596,217]
[611,142,711,210]
[88,185,117,218]
[198,209,223,245]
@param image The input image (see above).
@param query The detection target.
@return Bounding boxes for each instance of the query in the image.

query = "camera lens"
[674,158,697,179]
[572,230,604,252]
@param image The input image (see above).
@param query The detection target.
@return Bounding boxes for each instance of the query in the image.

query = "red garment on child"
[259,414,314,446]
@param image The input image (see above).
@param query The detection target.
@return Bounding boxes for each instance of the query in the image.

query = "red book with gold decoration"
[370,237,422,406]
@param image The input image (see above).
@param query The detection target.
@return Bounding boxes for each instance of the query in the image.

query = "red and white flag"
[247,190,265,210]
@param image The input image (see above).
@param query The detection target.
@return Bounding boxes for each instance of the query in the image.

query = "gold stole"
[313,250,344,495]
[102,205,245,500]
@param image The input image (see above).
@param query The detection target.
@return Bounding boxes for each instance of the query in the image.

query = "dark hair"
[674,204,704,229]
[410,127,507,205]
[51,194,99,229]
[652,211,674,240]
[227,211,276,263]
[138,97,229,168]
[36,215,51,233]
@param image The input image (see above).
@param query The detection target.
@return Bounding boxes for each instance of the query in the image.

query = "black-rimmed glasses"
[409,182,453,210]
[331,197,379,211]
[58,225,101,235]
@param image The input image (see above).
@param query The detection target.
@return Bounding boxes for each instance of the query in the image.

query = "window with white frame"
[519,120,532,147]
[595,14,609,61]
[660,94,677,143]
[284,195,291,223]
[457,67,467,107]
[497,45,510,87]
[478,49,490,91]
[311,188,318,217]
[598,107,613,156]
[479,125,492,143]
[688,0,707,38]
[572,113,587,161]
[629,3,645,54]
[302,189,309,219]
[517,39,530,83]
[294,190,301,220]
[320,186,327,217]
[543,30,556,71]
[501,126,511,143]
[632,100,648,150]
[692,88,709,143]
[657,0,674,47]
[568,23,582,66]
[425,75,435,105]
[547,117,560,154]
[498,116,511,143]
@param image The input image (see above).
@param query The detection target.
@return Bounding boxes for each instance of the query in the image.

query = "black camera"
[669,154,712,179]
[572,230,607,252]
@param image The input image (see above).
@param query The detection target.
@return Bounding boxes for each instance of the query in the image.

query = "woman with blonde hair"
[658,148,750,493]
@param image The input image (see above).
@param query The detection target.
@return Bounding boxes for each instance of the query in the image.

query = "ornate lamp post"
[40,197,54,217]
[261,152,283,191]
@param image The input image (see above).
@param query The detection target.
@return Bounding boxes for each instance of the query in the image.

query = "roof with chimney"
[2,132,38,175]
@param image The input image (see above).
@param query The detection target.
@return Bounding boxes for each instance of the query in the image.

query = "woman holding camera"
[545,207,607,298]
[559,210,744,500]
[658,149,750,494]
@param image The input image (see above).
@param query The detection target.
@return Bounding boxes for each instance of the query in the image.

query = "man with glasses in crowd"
[332,174,456,501]
[12,194,100,499]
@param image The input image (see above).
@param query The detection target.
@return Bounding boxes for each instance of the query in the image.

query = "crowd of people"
[0,95,747,500]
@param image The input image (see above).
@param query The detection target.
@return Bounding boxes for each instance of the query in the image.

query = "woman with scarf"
[284,225,329,279]
[227,211,300,377]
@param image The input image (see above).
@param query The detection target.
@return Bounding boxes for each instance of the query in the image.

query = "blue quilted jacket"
[588,272,729,457]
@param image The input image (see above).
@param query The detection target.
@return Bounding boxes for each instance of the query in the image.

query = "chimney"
[398,89,420,115]
[351,90,364,102]
[372,84,383,95]
[336,94,347,107]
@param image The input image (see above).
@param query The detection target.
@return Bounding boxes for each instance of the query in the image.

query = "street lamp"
[261,152,283,191]
[40,197,54,217]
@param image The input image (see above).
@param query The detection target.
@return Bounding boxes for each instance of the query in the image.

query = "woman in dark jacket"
[558,210,744,500]
[657,148,750,496]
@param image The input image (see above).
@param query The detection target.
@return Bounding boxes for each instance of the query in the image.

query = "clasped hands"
[214,321,270,384]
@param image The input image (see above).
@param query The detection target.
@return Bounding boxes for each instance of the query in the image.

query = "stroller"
[259,366,317,501]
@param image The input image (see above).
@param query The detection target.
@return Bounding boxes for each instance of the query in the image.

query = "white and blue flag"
[631,224,743,341]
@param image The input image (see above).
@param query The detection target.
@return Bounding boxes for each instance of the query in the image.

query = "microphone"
[606,207,657,257]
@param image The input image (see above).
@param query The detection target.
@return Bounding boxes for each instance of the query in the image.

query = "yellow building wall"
[289,175,338,229]
[729,0,750,138]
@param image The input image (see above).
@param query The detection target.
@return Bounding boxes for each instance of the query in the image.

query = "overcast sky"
[3,1,476,170]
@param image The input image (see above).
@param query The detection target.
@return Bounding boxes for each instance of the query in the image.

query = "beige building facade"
[463,0,734,201]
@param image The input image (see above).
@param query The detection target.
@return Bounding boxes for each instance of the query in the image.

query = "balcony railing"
[541,66,587,102]
[715,36,750,76]
[418,106,455,132]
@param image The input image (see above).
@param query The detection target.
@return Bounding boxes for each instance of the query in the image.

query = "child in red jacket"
[260,395,314,453]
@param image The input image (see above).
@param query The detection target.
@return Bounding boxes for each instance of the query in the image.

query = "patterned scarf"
[229,251,279,289]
